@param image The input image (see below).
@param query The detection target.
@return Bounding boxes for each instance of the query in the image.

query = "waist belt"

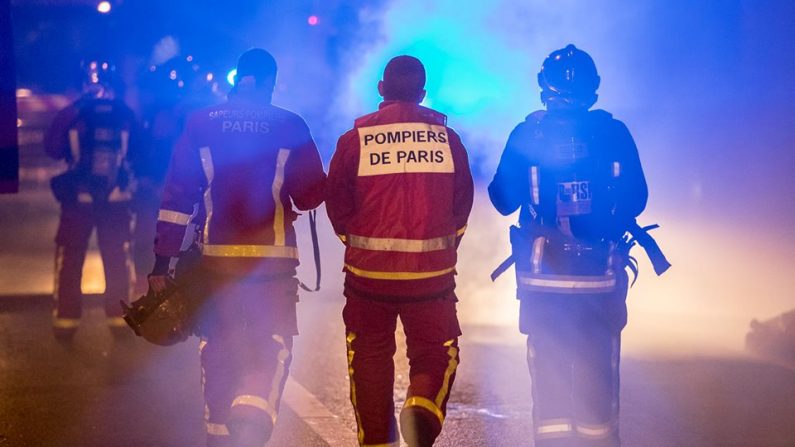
[516,272,616,294]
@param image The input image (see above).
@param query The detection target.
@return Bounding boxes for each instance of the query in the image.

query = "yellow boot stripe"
[434,339,459,408]
[404,396,445,425]
[346,332,366,445]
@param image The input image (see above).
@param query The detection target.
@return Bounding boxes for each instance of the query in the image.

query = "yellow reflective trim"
[53,318,80,329]
[158,209,192,225]
[456,225,467,237]
[201,244,298,258]
[347,234,456,253]
[199,147,214,244]
[231,394,277,425]
[346,332,365,445]
[404,396,445,425]
[434,340,458,409]
[344,264,454,280]
[266,334,290,424]
[337,234,347,243]
[68,129,80,164]
[576,422,613,439]
[272,149,290,246]
[206,422,229,436]
[106,317,126,328]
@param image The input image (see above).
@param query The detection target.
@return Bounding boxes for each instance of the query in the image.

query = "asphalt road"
[1,178,794,446]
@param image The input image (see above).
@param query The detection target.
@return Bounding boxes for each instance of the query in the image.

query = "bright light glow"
[308,15,319,26]
[97,1,111,14]
[15,88,32,98]
[169,70,177,80]
[206,73,214,82]
[16,118,23,128]
[226,68,237,86]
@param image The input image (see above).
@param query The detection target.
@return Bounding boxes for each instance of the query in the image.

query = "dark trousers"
[520,272,628,447]
[53,202,133,327]
[343,292,462,446]
[199,276,298,447]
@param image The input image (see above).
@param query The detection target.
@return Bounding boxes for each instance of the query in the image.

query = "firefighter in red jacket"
[326,55,474,447]
[45,61,140,340]
[148,48,326,447]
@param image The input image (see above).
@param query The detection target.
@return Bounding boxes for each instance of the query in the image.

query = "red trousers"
[198,275,298,447]
[343,291,461,446]
[53,202,133,329]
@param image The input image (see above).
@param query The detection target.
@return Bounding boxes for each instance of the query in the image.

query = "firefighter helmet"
[537,44,600,110]
[81,60,119,99]
[121,285,192,346]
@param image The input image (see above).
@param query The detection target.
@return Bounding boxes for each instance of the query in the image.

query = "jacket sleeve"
[448,129,474,240]
[120,103,145,177]
[611,119,648,224]
[153,116,204,257]
[44,104,79,161]
[488,124,531,216]
[325,130,358,240]
[285,118,326,211]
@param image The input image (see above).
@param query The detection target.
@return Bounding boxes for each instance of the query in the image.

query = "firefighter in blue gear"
[45,61,140,340]
[488,45,648,447]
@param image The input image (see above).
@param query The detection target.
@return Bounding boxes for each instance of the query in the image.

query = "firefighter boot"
[227,416,273,447]
[400,405,441,447]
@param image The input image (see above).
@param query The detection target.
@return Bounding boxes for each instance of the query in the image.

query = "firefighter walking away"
[147,48,326,447]
[489,44,668,447]
[326,55,474,447]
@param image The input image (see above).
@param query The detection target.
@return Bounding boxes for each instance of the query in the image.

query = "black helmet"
[81,59,119,99]
[537,44,600,110]
[121,286,192,346]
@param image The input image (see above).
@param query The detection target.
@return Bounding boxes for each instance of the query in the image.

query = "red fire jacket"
[326,101,474,300]
[154,96,326,277]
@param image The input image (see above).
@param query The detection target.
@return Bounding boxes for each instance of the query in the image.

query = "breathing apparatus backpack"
[50,98,132,204]
[491,111,670,293]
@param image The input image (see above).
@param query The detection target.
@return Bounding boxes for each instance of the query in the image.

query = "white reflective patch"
[536,422,574,435]
[158,209,192,225]
[518,273,616,291]
[358,123,453,176]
